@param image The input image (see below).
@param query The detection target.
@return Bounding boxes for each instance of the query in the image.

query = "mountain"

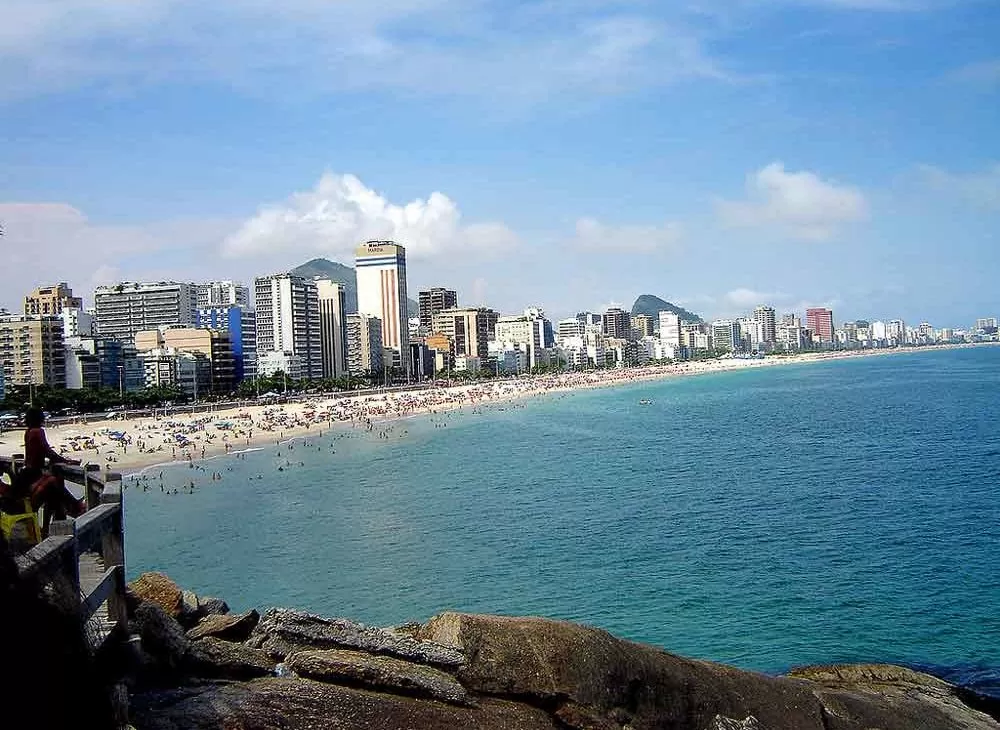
[631,294,704,324]
[290,258,419,318]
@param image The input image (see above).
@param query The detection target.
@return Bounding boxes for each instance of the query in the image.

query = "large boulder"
[286,648,471,706]
[129,572,183,619]
[417,612,999,730]
[788,664,1000,730]
[197,596,230,617]
[131,602,193,680]
[130,678,559,730]
[247,608,465,668]
[188,637,276,680]
[187,610,260,642]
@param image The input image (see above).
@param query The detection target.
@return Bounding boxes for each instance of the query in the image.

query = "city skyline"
[0,2,997,324]
[4,273,990,334]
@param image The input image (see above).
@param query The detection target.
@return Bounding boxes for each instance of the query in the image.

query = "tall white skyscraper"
[355,241,409,372]
[658,311,681,348]
[316,279,348,379]
[253,274,322,379]
[753,305,777,345]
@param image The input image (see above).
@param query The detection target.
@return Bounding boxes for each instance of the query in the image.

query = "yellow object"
[1,498,41,547]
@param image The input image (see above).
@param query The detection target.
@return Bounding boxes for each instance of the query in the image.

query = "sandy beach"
[0,344,986,475]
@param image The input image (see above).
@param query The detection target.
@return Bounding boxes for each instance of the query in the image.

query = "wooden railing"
[2,456,126,642]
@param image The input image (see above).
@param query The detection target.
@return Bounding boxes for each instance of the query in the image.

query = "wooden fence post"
[101,478,127,630]
[49,517,81,611]
[83,463,103,509]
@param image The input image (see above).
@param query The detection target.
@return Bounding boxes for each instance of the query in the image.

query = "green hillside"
[631,294,704,324]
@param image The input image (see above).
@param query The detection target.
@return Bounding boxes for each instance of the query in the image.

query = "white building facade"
[355,241,409,373]
[253,274,323,380]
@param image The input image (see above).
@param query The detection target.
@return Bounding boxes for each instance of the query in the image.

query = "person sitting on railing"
[16,407,85,537]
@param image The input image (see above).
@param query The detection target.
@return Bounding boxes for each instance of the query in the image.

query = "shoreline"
[3,342,990,475]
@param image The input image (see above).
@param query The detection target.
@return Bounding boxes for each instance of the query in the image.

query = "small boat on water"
[638,399,653,406]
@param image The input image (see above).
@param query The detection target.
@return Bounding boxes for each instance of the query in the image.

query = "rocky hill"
[126,573,999,730]
[290,258,419,317]
[631,294,704,324]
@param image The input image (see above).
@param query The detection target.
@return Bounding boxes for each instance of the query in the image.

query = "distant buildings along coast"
[0,252,996,402]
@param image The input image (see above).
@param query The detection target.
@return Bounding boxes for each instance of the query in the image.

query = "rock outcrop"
[124,573,999,730]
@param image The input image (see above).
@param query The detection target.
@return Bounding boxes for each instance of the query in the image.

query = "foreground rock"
[189,637,276,680]
[187,609,260,642]
[286,648,471,706]
[246,607,466,667]
[129,600,1000,730]
[129,573,184,619]
[131,678,557,730]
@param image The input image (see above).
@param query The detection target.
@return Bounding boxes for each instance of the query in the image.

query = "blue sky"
[1,0,997,325]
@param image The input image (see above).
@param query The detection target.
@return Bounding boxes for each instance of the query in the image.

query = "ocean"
[124,346,1000,696]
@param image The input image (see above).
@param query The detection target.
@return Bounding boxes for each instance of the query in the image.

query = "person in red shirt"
[15,407,85,536]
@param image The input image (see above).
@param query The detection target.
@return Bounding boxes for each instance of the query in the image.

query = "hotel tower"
[355,241,409,373]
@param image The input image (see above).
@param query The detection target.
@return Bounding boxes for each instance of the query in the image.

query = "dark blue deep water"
[126,346,1000,695]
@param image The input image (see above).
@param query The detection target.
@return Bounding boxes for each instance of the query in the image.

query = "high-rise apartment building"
[557,318,584,341]
[418,288,458,333]
[975,317,997,333]
[806,308,835,344]
[356,241,409,372]
[602,307,631,339]
[710,319,740,353]
[253,274,322,379]
[60,307,95,338]
[198,306,257,383]
[149,327,235,394]
[753,306,777,345]
[346,313,384,376]
[94,282,198,344]
[24,283,83,317]
[316,279,348,379]
[658,312,682,348]
[197,281,250,309]
[0,315,66,387]
[886,319,907,345]
[631,314,656,339]
[494,310,549,368]
[432,307,499,360]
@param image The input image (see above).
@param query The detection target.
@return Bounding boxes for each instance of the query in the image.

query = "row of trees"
[0,383,189,414]
[0,353,698,414]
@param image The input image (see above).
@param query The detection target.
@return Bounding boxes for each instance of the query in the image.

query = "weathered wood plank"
[82,566,121,620]
[14,534,74,576]
[74,504,118,551]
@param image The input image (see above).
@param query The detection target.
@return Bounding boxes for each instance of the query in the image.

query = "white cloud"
[917,163,1000,210]
[572,217,683,252]
[716,162,869,240]
[724,288,790,308]
[0,202,231,309]
[223,172,518,263]
[0,1,726,101]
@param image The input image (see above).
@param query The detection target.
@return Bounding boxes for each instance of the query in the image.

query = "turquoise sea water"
[125,346,1000,693]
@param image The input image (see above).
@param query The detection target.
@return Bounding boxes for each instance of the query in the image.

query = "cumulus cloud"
[223,172,518,263]
[573,217,683,252]
[917,163,1000,210]
[717,162,869,240]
